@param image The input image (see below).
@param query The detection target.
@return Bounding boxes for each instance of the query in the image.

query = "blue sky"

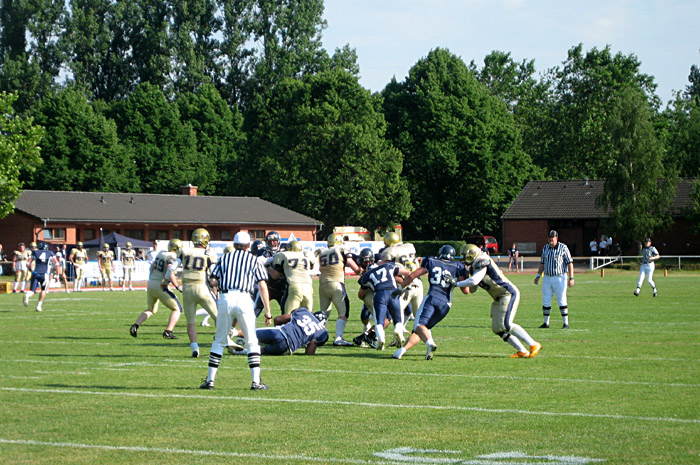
[321,0,699,104]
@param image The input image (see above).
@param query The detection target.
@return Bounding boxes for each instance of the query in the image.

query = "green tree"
[0,0,65,111]
[242,69,410,235]
[170,0,222,93]
[29,86,138,192]
[61,0,137,101]
[382,48,539,240]
[176,83,245,195]
[664,61,700,177]
[536,44,659,179]
[217,0,327,107]
[114,82,200,193]
[598,85,677,247]
[0,92,43,218]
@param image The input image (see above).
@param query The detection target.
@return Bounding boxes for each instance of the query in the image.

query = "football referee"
[533,230,574,329]
[200,231,272,391]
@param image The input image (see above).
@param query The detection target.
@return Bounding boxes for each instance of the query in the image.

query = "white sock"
[510,324,535,346]
[251,367,261,384]
[506,334,527,353]
[335,318,347,340]
[190,342,199,352]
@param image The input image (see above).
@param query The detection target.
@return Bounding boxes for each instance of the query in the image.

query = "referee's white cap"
[234,231,251,244]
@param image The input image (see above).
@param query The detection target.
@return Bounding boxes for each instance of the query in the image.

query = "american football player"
[453,244,541,358]
[254,231,288,316]
[69,242,88,292]
[392,244,466,360]
[97,243,115,291]
[270,240,316,314]
[316,233,361,346]
[380,232,421,324]
[229,307,329,356]
[12,242,31,293]
[357,256,412,350]
[23,242,56,312]
[635,237,660,297]
[121,242,137,291]
[174,228,219,358]
[51,250,70,294]
[130,239,183,340]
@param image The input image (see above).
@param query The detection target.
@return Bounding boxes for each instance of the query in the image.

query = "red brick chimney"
[182,184,198,196]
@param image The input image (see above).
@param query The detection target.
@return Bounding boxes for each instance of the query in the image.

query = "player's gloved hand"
[391,288,403,297]
[443,274,456,286]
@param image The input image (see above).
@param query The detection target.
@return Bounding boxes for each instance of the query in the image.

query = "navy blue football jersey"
[358,262,403,292]
[283,308,329,353]
[31,249,55,274]
[421,256,467,301]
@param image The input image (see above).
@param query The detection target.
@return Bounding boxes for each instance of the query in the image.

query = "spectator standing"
[507,243,519,272]
[0,243,6,276]
[200,231,272,391]
[634,238,660,297]
[534,230,574,329]
[589,238,598,256]
[598,236,608,256]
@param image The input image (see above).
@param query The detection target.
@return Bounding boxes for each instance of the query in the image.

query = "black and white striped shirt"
[540,243,572,276]
[211,249,267,294]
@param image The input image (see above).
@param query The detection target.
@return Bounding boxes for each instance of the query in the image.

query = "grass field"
[1,269,699,465]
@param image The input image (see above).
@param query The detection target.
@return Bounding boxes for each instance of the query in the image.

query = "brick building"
[501,179,700,256]
[0,185,322,250]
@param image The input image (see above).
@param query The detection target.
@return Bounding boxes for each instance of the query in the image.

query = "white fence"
[590,255,700,270]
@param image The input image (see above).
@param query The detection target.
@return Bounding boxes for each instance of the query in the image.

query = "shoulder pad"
[472,256,490,270]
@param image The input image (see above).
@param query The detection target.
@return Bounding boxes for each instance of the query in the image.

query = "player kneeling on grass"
[452,244,542,359]
[229,307,329,356]
[392,245,467,361]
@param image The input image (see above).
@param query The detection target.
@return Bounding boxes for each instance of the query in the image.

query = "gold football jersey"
[318,246,349,284]
[97,250,115,266]
[177,247,216,284]
[14,250,31,261]
[381,242,416,266]
[272,250,315,284]
[149,251,177,283]
[471,256,513,299]
[71,248,88,265]
[121,249,136,267]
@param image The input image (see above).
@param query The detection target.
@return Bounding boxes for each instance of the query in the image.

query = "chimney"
[182,184,198,196]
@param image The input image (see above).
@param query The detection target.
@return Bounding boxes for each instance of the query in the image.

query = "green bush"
[412,240,466,258]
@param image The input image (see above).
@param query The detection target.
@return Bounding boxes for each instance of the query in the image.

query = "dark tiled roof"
[502,179,696,220]
[14,190,322,226]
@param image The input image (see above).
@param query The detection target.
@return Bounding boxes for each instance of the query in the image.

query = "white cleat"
[23,293,29,307]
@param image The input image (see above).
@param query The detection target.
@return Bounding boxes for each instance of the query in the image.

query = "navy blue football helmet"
[438,245,456,260]
[313,311,328,327]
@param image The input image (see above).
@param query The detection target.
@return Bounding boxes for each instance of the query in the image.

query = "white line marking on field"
[1,387,697,424]
[0,438,387,464]
[2,358,699,388]
[0,375,41,380]
[34,370,89,375]
[374,448,605,464]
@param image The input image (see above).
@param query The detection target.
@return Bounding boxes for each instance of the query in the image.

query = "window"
[149,230,168,241]
[250,230,265,240]
[221,230,232,241]
[42,228,66,240]
[124,229,145,240]
[83,229,95,241]
[172,230,183,239]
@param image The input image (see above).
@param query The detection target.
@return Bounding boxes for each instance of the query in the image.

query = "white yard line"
[0,438,390,464]
[1,387,698,424]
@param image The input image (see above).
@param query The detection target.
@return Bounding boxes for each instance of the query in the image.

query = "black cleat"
[162,330,178,339]
[192,350,199,358]
[130,324,138,338]
[199,379,214,390]
[539,323,549,329]
[562,324,569,329]
[251,382,269,390]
